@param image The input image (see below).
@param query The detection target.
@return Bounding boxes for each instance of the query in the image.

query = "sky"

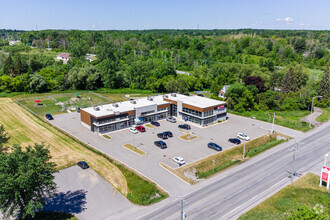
[0,0,329,30]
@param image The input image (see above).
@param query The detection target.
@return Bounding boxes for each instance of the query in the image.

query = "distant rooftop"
[165,93,225,108]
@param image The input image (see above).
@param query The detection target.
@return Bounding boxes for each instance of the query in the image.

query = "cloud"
[298,23,310,26]
[276,17,294,24]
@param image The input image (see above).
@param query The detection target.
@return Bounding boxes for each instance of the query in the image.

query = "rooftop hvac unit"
[130,100,137,104]
[93,105,100,111]
[171,93,177,97]
[112,103,119,107]
[106,109,113,111]
[147,97,153,101]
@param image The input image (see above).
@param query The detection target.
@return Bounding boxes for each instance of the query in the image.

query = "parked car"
[135,126,146,132]
[197,94,204,97]
[163,131,173,137]
[157,132,168,140]
[173,157,185,165]
[154,141,167,149]
[45,113,54,120]
[208,142,223,151]
[77,161,89,169]
[166,117,176,123]
[228,138,241,145]
[178,124,191,130]
[151,121,160,126]
[128,127,138,134]
[237,133,250,141]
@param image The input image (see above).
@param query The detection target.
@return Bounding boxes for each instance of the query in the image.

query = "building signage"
[319,166,330,190]
[216,105,225,110]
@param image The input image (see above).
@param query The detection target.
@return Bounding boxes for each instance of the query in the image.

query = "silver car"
[166,116,176,123]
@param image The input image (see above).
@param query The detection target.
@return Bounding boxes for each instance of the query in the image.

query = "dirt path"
[0,98,128,195]
[300,107,324,127]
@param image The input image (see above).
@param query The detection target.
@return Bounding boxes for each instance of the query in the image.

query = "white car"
[129,127,138,134]
[237,133,250,141]
[166,117,176,123]
[173,157,185,165]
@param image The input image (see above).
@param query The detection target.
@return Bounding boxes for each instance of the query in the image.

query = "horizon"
[1,0,330,31]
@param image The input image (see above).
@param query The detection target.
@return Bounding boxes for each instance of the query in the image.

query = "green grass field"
[308,68,324,81]
[15,92,111,115]
[229,110,312,132]
[316,107,330,122]
[239,173,330,220]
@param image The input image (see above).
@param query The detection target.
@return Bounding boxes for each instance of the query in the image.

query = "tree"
[243,76,265,92]
[0,144,57,219]
[68,38,89,58]
[3,55,15,77]
[0,124,9,153]
[29,74,48,93]
[318,66,329,99]
[282,62,308,92]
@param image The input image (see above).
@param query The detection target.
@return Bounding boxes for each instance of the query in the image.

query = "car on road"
[178,124,191,130]
[207,142,222,151]
[173,157,185,166]
[228,138,241,145]
[163,131,173,137]
[45,113,54,120]
[128,127,138,134]
[151,121,160,126]
[77,161,89,169]
[154,140,167,149]
[237,133,250,141]
[166,117,176,123]
[157,132,168,139]
[135,126,146,132]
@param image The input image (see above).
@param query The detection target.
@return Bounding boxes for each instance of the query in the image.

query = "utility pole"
[290,141,302,185]
[271,113,275,134]
[212,160,215,173]
[243,142,246,159]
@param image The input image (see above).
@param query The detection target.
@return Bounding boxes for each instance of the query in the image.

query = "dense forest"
[0,29,329,112]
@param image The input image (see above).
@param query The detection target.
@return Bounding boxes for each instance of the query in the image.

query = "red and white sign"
[321,166,329,181]
[217,105,225,110]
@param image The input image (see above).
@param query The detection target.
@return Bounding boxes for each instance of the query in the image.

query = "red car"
[135,126,146,132]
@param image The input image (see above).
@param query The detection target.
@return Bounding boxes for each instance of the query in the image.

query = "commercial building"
[80,93,227,134]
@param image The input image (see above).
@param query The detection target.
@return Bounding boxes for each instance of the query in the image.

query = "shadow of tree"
[43,189,87,214]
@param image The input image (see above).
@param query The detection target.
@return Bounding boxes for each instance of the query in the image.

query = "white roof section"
[165,94,226,108]
[83,95,168,117]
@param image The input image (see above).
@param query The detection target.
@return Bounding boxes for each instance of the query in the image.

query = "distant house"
[55,52,71,64]
[9,40,20,45]
[218,85,230,98]
[85,56,94,62]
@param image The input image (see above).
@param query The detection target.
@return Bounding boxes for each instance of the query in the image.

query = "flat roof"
[82,95,168,117]
[165,94,226,108]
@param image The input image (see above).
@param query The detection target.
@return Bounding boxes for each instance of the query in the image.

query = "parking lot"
[50,112,302,195]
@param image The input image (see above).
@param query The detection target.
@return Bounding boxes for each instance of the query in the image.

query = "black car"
[197,94,204,97]
[228,138,241,145]
[45,113,54,120]
[178,124,191,130]
[157,132,168,139]
[151,121,160,126]
[77,161,89,169]
[208,142,222,151]
[154,141,167,149]
[163,131,173,137]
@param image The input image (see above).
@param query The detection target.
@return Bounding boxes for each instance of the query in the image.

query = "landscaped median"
[163,132,290,184]
[0,98,167,206]
[122,144,146,156]
[239,173,330,219]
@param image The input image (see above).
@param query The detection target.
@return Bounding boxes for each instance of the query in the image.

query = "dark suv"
[228,138,241,145]
[151,121,160,126]
[77,161,89,169]
[157,133,168,140]
[45,113,54,120]
[163,131,173,137]
[208,142,222,151]
[178,124,191,130]
[154,141,167,149]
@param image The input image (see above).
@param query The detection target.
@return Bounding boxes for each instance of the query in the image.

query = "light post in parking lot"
[243,142,246,159]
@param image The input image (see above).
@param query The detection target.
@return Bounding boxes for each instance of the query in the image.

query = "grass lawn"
[0,98,167,205]
[123,144,146,156]
[229,110,312,132]
[145,124,155,129]
[175,133,288,183]
[308,68,324,81]
[239,173,330,220]
[102,134,112,139]
[316,107,330,122]
[179,133,199,141]
[18,97,61,115]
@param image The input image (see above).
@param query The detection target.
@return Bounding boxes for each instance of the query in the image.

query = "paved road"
[137,123,330,220]
[301,107,325,127]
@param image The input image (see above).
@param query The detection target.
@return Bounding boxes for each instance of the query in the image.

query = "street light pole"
[271,113,275,134]
[310,96,323,128]
[243,142,246,159]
